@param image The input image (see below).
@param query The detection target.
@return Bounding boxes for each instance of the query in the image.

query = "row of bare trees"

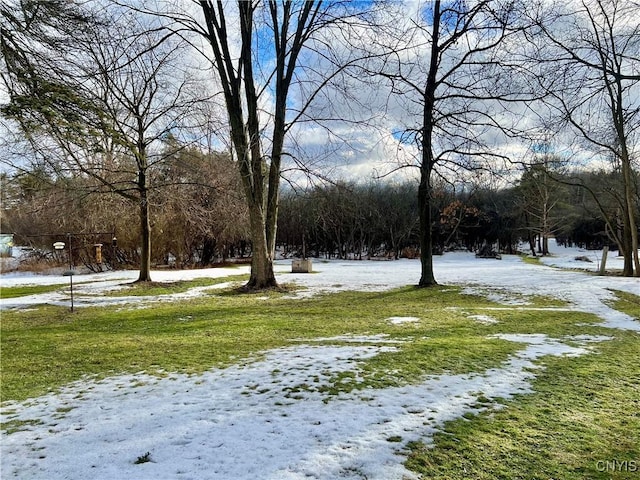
[278,181,419,260]
[1,143,248,269]
[1,0,638,286]
[277,167,634,262]
[3,157,632,269]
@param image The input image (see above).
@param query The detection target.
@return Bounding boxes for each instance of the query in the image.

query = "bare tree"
[367,0,536,286]
[517,160,565,256]
[148,0,370,289]
[530,0,640,276]
[76,17,204,281]
[2,5,206,281]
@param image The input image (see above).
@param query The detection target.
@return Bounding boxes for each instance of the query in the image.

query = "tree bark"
[620,204,634,276]
[418,164,437,286]
[244,197,277,290]
[417,0,441,287]
[616,99,639,276]
[136,169,152,282]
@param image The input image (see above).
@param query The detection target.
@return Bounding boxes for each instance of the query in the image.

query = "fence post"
[599,246,609,275]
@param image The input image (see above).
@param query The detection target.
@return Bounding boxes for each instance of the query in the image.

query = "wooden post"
[599,246,609,275]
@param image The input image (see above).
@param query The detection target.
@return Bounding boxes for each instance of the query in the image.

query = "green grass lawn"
[0,283,67,299]
[103,274,250,296]
[1,277,638,479]
[405,290,640,480]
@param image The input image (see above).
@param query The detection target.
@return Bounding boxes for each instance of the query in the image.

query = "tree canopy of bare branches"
[360,0,537,286]
[527,0,640,276]
[2,2,211,281]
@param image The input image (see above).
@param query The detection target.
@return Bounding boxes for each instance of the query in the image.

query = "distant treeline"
[277,168,628,260]
[2,163,630,268]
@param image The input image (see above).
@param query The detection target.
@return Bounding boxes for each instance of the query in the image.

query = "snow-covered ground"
[1,241,638,479]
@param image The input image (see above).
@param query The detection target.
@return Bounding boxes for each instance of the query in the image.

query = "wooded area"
[1,162,628,267]
[1,0,638,283]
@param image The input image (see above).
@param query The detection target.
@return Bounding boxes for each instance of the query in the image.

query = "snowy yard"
[1,241,638,479]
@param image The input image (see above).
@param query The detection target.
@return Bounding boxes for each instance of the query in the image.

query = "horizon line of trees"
[0,142,249,270]
[2,156,633,270]
[277,168,633,261]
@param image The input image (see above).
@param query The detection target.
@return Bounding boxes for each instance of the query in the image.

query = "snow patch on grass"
[386,316,420,324]
[1,334,602,480]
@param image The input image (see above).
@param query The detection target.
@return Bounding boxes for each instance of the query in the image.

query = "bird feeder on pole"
[54,240,75,312]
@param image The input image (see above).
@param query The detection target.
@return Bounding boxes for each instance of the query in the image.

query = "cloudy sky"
[176,0,638,185]
[1,0,638,185]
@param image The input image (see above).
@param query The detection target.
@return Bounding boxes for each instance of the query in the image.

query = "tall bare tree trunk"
[417,0,441,287]
[618,124,639,277]
[418,163,437,286]
[620,209,633,276]
[136,169,152,282]
[245,198,277,289]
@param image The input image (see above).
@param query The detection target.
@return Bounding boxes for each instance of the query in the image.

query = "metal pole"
[68,233,74,312]
[69,270,74,312]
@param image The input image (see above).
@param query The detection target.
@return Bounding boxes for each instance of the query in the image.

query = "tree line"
[3,155,633,269]
[277,167,634,261]
[1,143,249,270]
